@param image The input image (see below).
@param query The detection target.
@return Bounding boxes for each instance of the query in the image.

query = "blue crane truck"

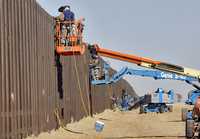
[140,88,174,113]
[88,46,200,137]
[90,63,200,115]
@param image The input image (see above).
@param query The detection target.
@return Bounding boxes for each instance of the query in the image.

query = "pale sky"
[37,0,200,98]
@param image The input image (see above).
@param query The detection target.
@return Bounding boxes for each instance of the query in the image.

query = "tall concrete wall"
[0,0,137,139]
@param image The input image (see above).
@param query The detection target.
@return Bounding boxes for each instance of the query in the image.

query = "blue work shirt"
[121,99,129,110]
[64,10,75,21]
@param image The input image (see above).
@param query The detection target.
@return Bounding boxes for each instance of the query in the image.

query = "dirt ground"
[26,104,191,139]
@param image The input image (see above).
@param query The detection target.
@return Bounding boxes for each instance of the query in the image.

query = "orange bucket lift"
[54,18,85,56]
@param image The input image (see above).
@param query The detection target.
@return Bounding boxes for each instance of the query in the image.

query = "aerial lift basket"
[54,19,85,56]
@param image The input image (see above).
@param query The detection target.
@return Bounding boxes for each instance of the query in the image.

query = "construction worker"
[76,19,85,44]
[63,5,75,21]
[58,5,75,21]
[121,89,129,109]
[110,94,118,110]
[58,5,75,46]
[61,25,68,46]
[58,6,66,21]
[58,6,67,45]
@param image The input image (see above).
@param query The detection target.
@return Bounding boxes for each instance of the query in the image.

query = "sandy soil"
[26,104,191,139]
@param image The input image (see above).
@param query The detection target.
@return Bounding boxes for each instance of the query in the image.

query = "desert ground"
[27,104,191,139]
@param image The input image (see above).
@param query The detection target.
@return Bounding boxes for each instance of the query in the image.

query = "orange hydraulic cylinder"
[94,45,161,65]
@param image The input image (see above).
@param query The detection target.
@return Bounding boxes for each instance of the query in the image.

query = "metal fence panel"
[0,0,137,139]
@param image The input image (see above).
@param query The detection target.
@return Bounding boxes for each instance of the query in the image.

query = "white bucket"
[95,121,104,132]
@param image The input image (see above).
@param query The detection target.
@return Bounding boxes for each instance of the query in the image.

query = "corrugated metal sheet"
[0,0,57,138]
[0,0,137,139]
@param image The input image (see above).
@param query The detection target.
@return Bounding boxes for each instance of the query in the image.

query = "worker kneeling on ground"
[110,90,135,111]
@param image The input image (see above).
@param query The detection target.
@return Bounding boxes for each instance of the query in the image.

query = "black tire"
[140,106,144,114]
[186,119,194,138]
[160,106,165,113]
[168,105,173,112]
[182,108,188,121]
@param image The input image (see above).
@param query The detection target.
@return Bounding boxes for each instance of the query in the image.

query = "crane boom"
[94,46,160,65]
[93,45,200,79]
[91,64,199,88]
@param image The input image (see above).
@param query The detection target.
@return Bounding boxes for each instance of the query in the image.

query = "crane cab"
[54,18,85,56]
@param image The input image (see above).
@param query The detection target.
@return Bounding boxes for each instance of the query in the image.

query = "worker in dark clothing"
[63,6,75,21]
[121,89,130,110]
[58,5,75,21]
[58,6,66,21]
[65,6,75,46]
[58,5,75,46]
[120,89,135,111]
[63,5,75,41]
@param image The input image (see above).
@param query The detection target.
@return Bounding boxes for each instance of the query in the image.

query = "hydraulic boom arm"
[93,45,200,80]
[92,64,200,90]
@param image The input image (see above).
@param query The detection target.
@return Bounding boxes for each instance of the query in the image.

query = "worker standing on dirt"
[121,89,134,111]
[121,89,129,110]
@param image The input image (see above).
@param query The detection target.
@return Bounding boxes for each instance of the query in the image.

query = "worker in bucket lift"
[88,45,101,80]
[58,6,65,21]
[89,45,100,67]
[58,5,75,46]
[63,6,75,37]
[58,5,75,22]
[60,25,68,46]
[76,19,84,45]
[58,6,67,46]
[63,5,75,21]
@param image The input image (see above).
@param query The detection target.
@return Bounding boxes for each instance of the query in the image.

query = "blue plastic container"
[95,121,104,132]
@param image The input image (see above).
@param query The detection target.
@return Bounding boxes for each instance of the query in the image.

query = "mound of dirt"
[27,104,188,139]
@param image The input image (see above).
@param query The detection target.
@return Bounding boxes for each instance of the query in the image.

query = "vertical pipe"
[14,0,21,138]
[10,0,17,138]
[0,0,5,138]
[0,1,1,138]
[4,1,11,138]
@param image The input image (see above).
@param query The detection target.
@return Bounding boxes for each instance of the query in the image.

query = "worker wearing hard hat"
[64,6,75,21]
[58,5,75,22]
[58,5,75,46]
[58,6,65,21]
[58,5,75,21]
